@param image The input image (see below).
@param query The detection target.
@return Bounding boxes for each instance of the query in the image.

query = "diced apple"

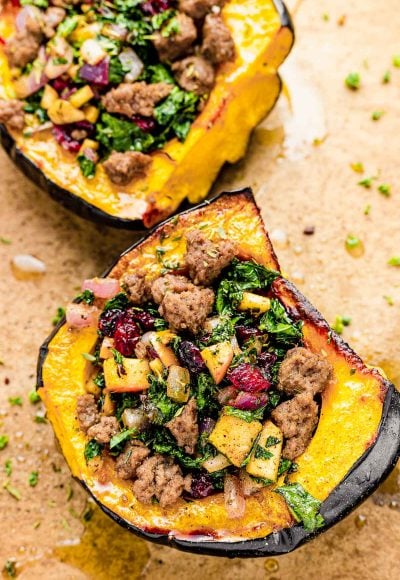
[202,453,231,473]
[48,99,85,125]
[142,331,179,367]
[238,292,271,314]
[149,358,164,378]
[209,413,262,467]
[80,38,106,65]
[100,337,114,359]
[69,85,94,108]
[104,357,150,392]
[166,365,190,403]
[200,341,234,384]
[203,316,222,333]
[83,105,100,123]
[246,420,283,482]
[40,85,58,110]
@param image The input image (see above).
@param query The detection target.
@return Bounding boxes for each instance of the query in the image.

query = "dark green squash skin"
[36,188,400,557]
[0,0,294,231]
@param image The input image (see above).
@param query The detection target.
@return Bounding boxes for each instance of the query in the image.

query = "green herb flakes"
[382,70,391,84]
[388,256,400,267]
[3,560,17,578]
[28,471,39,487]
[332,315,352,335]
[52,306,65,326]
[254,445,273,460]
[358,176,375,189]
[8,397,22,407]
[84,439,103,462]
[109,428,136,450]
[378,184,391,197]
[350,162,364,174]
[383,295,394,306]
[3,481,21,501]
[345,72,360,90]
[4,459,12,477]
[345,234,361,249]
[392,55,400,67]
[0,435,9,451]
[371,110,384,121]
[28,390,41,404]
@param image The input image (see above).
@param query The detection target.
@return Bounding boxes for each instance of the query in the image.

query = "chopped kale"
[254,445,273,460]
[93,372,106,390]
[84,439,103,462]
[192,373,218,416]
[278,457,298,477]
[259,299,303,347]
[208,469,227,490]
[110,428,136,450]
[154,86,199,142]
[150,429,209,469]
[109,56,130,84]
[114,392,140,421]
[78,155,96,179]
[224,406,266,423]
[275,483,325,531]
[103,292,129,312]
[265,435,281,447]
[147,375,180,424]
[96,113,155,154]
[28,471,39,487]
[146,64,175,84]
[216,259,279,315]
[75,289,95,305]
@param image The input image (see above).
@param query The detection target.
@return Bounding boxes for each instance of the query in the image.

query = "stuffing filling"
[0,0,235,184]
[68,228,333,521]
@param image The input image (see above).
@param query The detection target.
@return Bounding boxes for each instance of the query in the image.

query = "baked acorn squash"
[0,1,293,229]
[37,188,400,556]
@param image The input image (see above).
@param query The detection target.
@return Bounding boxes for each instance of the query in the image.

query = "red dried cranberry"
[132,115,156,133]
[98,309,124,337]
[141,0,171,15]
[113,312,141,357]
[178,341,207,374]
[191,473,215,499]
[52,77,72,94]
[227,363,272,393]
[257,352,277,382]
[235,325,262,344]
[129,309,156,331]
[230,391,268,410]
[52,126,81,153]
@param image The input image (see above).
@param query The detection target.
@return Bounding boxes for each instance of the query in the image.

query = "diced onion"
[82,277,121,299]
[118,48,144,83]
[224,474,246,519]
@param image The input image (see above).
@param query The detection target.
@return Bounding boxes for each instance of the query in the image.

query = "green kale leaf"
[96,113,155,154]
[259,299,303,347]
[275,482,325,531]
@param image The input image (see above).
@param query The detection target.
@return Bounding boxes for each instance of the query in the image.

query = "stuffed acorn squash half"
[37,188,400,556]
[0,0,293,228]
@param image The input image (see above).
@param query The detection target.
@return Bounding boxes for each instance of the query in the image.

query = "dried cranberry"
[230,391,268,411]
[52,126,81,153]
[98,308,124,337]
[257,352,277,382]
[141,0,171,15]
[129,309,156,331]
[235,325,262,344]
[191,473,214,499]
[227,363,272,393]
[113,312,141,357]
[178,341,207,375]
[52,77,72,94]
[132,115,156,133]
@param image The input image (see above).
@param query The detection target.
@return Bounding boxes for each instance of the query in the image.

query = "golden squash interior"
[39,191,386,541]
[0,1,293,226]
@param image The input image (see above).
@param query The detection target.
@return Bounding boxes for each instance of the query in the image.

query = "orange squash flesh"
[0,1,293,227]
[38,190,387,541]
